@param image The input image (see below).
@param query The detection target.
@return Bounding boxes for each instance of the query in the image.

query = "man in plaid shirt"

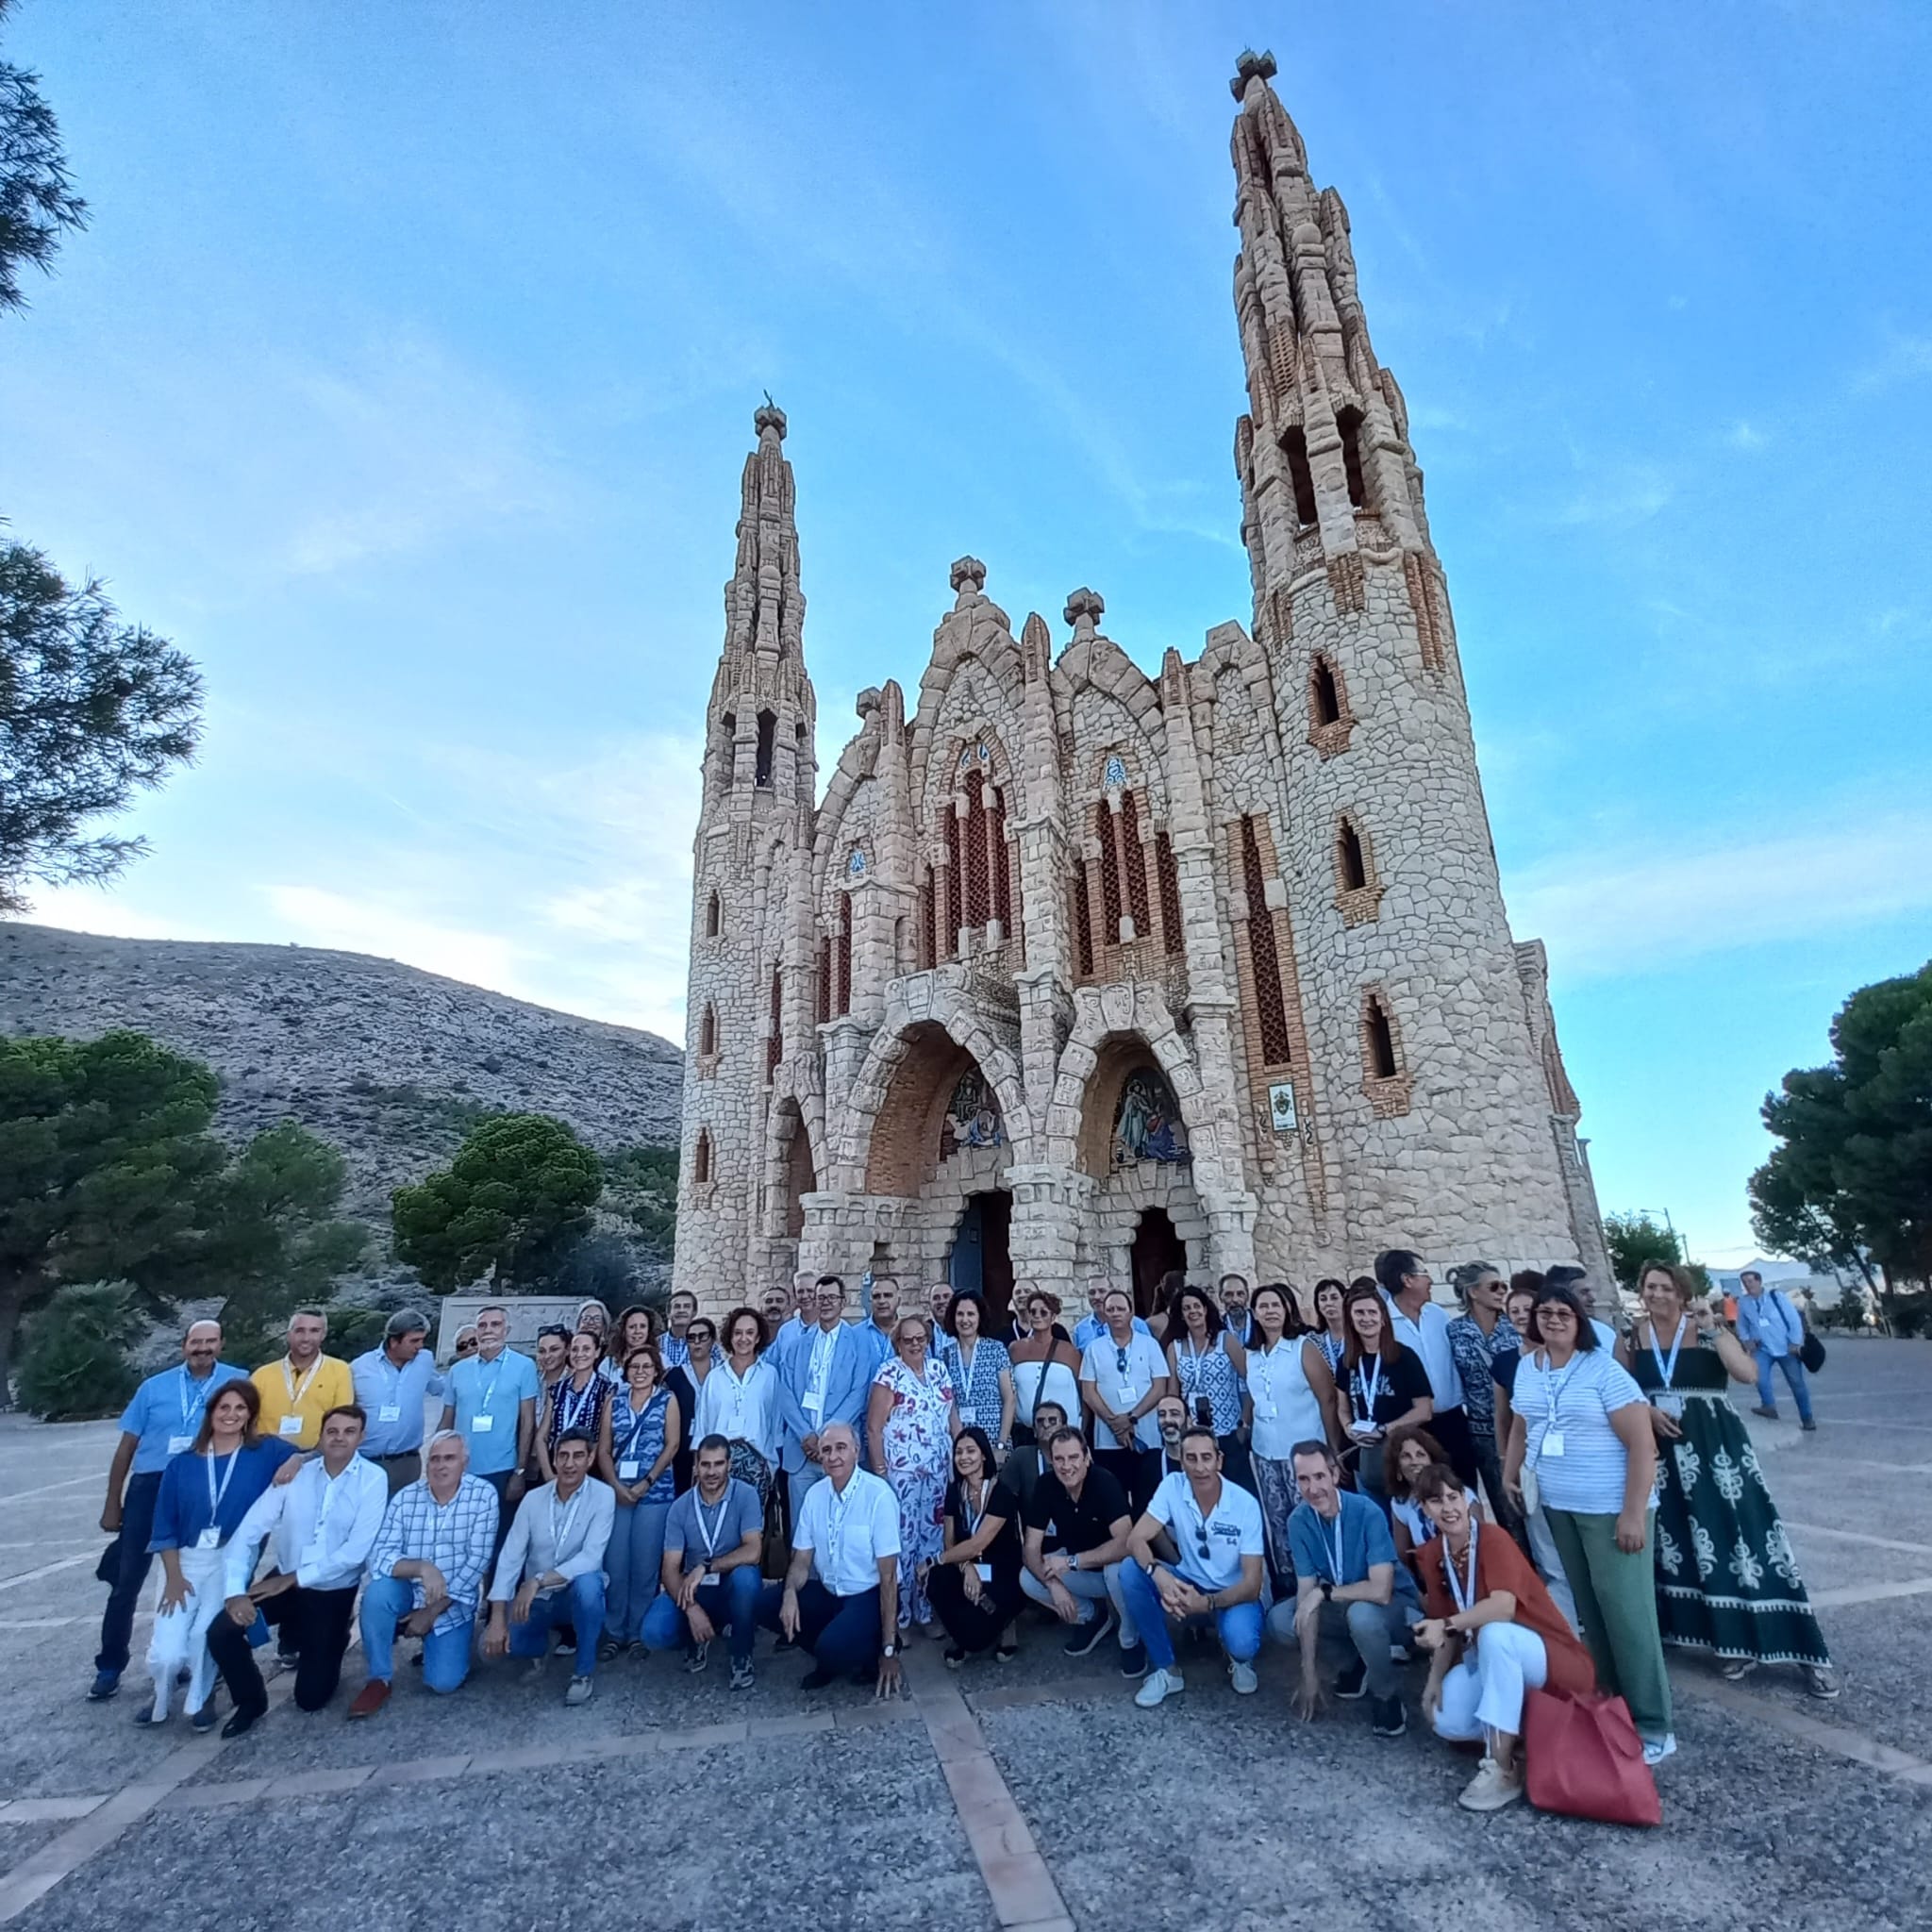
[350,1430,498,1717]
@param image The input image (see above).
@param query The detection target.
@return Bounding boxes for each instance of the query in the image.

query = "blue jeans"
[1117,1562,1263,1674]
[359,1574,474,1693]
[641,1565,760,1667]
[95,1470,161,1675]
[508,1574,608,1677]
[604,1500,670,1643]
[1756,1351,1813,1423]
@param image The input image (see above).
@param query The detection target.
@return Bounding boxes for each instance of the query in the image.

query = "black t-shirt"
[1346,1347,1432,1429]
[1024,1465,1131,1556]
[1491,1348,1522,1401]
[946,1476,1024,1586]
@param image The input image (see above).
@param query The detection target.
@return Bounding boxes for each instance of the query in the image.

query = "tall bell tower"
[674,403,818,1309]
[1227,49,1595,1271]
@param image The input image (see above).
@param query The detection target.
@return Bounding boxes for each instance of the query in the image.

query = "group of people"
[86,1257,1835,1812]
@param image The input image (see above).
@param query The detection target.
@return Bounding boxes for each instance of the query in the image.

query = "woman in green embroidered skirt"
[1620,1262,1837,1699]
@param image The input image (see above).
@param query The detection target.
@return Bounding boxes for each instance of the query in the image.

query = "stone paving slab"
[8,1731,996,1932]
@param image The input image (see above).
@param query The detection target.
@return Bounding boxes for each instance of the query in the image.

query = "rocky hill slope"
[0,924,684,1263]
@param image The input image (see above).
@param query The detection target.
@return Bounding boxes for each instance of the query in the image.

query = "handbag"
[1523,1686,1661,1826]
[1800,1329,1826,1374]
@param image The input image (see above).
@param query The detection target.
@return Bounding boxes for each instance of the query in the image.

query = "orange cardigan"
[1418,1525,1597,1700]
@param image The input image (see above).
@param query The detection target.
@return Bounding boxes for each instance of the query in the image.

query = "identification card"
[195,1527,220,1550]
[974,1562,994,1584]
[1255,1403,1278,1422]
[166,1434,193,1456]
[1542,1430,1567,1459]
[1348,1419,1378,1440]
[377,1403,403,1424]
[618,1458,641,1481]
[803,1392,824,1417]
[278,1415,304,1436]
[958,1405,976,1427]
[471,1413,495,1432]
[1655,1395,1685,1421]
[697,1571,721,1588]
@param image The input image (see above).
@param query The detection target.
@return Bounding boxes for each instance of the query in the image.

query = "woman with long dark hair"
[537,1330,613,1484]
[925,1426,1024,1664]
[1245,1284,1337,1591]
[1309,1278,1349,1377]
[1337,1285,1431,1513]
[1162,1284,1250,1485]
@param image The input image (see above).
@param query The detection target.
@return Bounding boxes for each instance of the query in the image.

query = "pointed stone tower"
[674,403,818,1310]
[1226,49,1604,1275]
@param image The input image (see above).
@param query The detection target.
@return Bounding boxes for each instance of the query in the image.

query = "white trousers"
[1524,1504,1581,1632]
[144,1542,227,1717]
[1433,1622,1549,1742]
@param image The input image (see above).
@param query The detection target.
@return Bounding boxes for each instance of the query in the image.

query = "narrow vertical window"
[944,808,962,958]
[1073,862,1095,979]
[920,867,937,970]
[1364,993,1399,1080]
[692,1128,713,1186]
[1156,831,1183,957]
[964,773,991,928]
[699,1003,717,1057]
[836,891,853,1017]
[704,890,722,937]
[1241,815,1291,1064]
[1096,801,1122,941]
[1336,408,1367,510]
[755,708,777,787]
[1121,790,1151,936]
[767,970,782,1074]
[816,936,831,1024]
[989,791,1011,932]
[1338,818,1368,892]
[1284,425,1318,525]
[1309,657,1341,727]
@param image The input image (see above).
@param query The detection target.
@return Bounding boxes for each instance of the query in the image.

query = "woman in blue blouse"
[597,1342,681,1657]
[939,1292,1014,1457]
[143,1379,295,1729]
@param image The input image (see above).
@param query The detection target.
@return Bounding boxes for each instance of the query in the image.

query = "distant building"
[671,53,1609,1318]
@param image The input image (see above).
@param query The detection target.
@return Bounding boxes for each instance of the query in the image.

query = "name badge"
[974,1562,994,1584]
[1115,1384,1136,1407]
[278,1415,305,1437]
[166,1434,193,1456]
[958,1405,976,1426]
[1655,1395,1685,1421]
[619,1458,641,1481]
[1255,1403,1277,1422]
[195,1527,220,1550]
[1348,1420,1378,1440]
[1542,1431,1567,1459]
[471,1413,495,1432]
[803,1393,824,1417]
[377,1404,403,1424]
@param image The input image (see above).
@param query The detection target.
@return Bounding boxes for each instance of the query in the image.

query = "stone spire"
[724,400,806,663]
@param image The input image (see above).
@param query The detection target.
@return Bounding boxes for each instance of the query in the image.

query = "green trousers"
[1543,1506,1674,1739]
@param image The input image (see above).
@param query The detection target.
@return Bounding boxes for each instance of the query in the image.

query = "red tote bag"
[1523,1687,1661,1827]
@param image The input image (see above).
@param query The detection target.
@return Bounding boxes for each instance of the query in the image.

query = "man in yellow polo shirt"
[252,1309,354,1450]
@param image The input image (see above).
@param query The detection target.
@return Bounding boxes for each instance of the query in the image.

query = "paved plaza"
[1,1341,1928,1931]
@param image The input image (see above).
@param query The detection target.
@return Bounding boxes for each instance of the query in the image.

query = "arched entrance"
[949,1190,1014,1322]
[1129,1208,1185,1319]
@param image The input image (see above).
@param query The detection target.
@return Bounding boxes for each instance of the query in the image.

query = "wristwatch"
[1320,1579,1335,1601]
[882,1642,899,1657]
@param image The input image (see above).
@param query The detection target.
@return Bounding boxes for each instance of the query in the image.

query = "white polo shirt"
[1146,1471,1264,1593]
[1079,1330,1167,1449]
[795,1467,902,1597]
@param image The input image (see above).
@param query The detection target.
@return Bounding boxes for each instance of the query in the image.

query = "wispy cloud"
[1726,419,1770,452]
[1550,461,1674,528]
[1850,327,1932,395]
[1511,807,1932,980]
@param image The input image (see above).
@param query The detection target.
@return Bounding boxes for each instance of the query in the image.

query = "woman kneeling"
[1411,1462,1596,1811]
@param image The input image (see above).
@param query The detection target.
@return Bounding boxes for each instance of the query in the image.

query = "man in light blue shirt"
[1072,1275,1153,1353]
[352,1308,448,1491]
[438,1303,540,1537]
[1736,1270,1815,1428]
[89,1320,249,1702]
[774,1274,876,1516]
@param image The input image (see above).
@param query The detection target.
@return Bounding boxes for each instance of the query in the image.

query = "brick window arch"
[1333,813,1384,925]
[1337,817,1367,891]
[691,1127,713,1186]
[704,890,722,938]
[698,1002,718,1058]
[1284,425,1318,525]
[1335,407,1368,510]
[1359,989,1412,1118]
[1310,657,1341,726]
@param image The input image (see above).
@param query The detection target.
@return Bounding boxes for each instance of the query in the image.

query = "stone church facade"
[672,53,1610,1318]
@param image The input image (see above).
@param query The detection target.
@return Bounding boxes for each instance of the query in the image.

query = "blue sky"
[4,1,1929,1266]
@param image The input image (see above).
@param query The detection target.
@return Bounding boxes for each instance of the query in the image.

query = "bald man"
[89,1321,250,1702]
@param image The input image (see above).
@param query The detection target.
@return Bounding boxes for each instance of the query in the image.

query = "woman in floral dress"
[867,1316,960,1633]
[1619,1262,1838,1698]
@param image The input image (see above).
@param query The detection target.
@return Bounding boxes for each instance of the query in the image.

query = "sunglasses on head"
[537,1324,571,1340]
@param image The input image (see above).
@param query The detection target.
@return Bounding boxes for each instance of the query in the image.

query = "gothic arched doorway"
[949,1190,1014,1322]
[1129,1208,1186,1319]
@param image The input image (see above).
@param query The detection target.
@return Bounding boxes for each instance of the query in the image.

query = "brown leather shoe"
[347,1678,391,1720]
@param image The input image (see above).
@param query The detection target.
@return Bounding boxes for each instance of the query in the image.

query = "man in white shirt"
[1376,1248,1480,1491]
[758,1422,903,1696]
[1120,1425,1268,1708]
[207,1404,389,1732]
[1079,1287,1171,1512]
[483,1430,617,1705]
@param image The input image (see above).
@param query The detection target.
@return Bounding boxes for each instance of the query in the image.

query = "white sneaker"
[1641,1733,1677,1767]
[1134,1666,1185,1709]
[564,1676,593,1707]
[1457,1756,1524,1812]
[1227,1657,1257,1696]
